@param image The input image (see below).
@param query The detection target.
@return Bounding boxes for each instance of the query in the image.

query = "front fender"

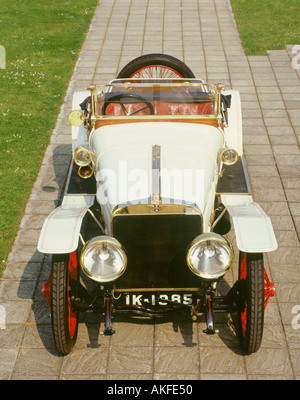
[37,195,94,254]
[221,194,277,253]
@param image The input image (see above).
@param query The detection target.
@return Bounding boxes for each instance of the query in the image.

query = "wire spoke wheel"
[51,252,79,355]
[238,251,265,354]
[129,65,184,79]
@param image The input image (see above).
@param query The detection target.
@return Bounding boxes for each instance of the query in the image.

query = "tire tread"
[51,255,78,355]
[117,53,195,78]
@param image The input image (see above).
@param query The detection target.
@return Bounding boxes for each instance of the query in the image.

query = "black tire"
[237,252,265,354]
[51,252,79,355]
[117,53,195,79]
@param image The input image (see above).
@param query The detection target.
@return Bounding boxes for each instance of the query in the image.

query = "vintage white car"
[37,54,277,355]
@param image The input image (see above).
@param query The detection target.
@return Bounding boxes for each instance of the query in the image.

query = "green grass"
[0,0,99,276]
[230,0,300,55]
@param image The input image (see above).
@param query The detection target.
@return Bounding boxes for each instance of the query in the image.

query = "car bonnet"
[90,122,224,213]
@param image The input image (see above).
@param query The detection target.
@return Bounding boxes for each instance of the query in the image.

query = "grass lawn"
[230,0,300,55]
[0,0,98,276]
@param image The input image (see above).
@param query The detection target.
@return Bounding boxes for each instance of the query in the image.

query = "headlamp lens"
[74,147,92,167]
[80,236,127,283]
[220,148,238,165]
[187,233,233,280]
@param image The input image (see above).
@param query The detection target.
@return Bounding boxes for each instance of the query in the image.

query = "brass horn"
[78,164,94,179]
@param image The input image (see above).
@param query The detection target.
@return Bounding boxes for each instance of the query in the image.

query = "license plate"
[117,292,195,307]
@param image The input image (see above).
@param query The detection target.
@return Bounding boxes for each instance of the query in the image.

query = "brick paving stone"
[108,346,153,375]
[154,346,200,376]
[1,0,300,381]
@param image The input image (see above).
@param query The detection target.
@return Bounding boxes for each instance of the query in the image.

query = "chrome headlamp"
[73,146,92,167]
[80,236,127,283]
[187,233,233,281]
[220,148,238,165]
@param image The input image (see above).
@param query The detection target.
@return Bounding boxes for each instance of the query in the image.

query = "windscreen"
[93,80,220,119]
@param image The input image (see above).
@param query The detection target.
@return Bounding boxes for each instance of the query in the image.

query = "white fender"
[37,195,94,254]
[221,194,278,253]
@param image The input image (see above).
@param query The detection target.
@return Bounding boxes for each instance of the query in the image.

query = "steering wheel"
[101,93,154,116]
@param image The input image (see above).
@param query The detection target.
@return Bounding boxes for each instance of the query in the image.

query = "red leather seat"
[100,101,214,116]
[103,102,152,116]
[155,101,214,115]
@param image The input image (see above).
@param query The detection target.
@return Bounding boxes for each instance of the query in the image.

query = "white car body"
[38,84,277,255]
[37,55,277,355]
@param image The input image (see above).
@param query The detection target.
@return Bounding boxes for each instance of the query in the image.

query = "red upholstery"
[103,103,152,116]
[100,101,214,116]
[155,101,214,115]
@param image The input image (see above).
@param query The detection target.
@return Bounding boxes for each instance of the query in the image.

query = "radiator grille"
[112,213,202,289]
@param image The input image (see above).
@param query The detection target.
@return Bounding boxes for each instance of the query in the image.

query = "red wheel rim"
[239,252,247,336]
[129,65,184,79]
[68,251,78,339]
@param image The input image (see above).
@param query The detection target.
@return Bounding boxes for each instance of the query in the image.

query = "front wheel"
[51,252,79,355]
[237,252,265,354]
[117,53,195,79]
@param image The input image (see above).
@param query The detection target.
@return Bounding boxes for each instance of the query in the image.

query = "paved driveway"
[1,0,300,380]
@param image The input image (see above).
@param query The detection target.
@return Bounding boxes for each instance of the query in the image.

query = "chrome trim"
[211,206,227,230]
[220,148,238,166]
[111,202,201,216]
[80,236,127,283]
[78,165,94,179]
[152,144,161,204]
[94,114,216,121]
[113,287,201,293]
[73,146,92,167]
[110,200,202,237]
[89,82,223,122]
[186,232,234,281]
[241,155,251,194]
[87,209,105,233]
